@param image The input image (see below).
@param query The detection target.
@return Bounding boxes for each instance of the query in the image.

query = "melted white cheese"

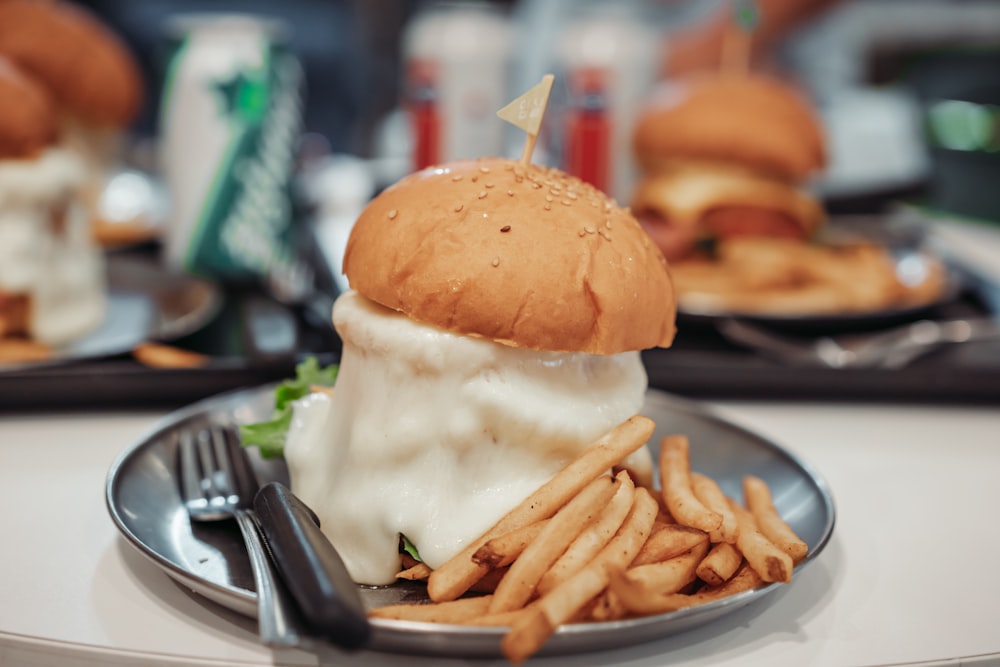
[284,290,651,585]
[0,148,105,345]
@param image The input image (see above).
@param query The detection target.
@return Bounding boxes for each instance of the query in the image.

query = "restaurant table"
[2,217,1000,667]
[3,398,1000,667]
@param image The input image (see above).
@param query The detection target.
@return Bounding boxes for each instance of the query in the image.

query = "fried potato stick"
[588,588,627,622]
[396,562,431,581]
[730,499,794,583]
[659,435,723,533]
[631,523,709,567]
[501,488,659,664]
[427,415,655,602]
[743,475,809,563]
[369,594,493,623]
[611,559,764,616]
[691,472,739,543]
[536,470,635,595]
[696,542,743,586]
[696,561,764,601]
[608,567,697,616]
[489,473,620,613]
[624,541,709,595]
[473,520,551,569]
[469,566,508,594]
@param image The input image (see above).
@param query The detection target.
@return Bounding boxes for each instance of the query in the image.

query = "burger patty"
[636,206,807,261]
[702,206,806,240]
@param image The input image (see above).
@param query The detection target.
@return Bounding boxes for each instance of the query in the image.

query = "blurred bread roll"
[0,0,142,128]
[0,55,56,158]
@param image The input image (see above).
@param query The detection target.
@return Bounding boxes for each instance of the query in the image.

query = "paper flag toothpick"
[497,74,555,165]
[722,0,759,75]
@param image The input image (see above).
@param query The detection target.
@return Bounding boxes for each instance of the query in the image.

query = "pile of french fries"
[671,236,948,316]
[370,415,808,664]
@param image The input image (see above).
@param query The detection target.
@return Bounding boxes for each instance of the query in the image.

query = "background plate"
[105,385,836,659]
[0,253,221,372]
[676,216,962,335]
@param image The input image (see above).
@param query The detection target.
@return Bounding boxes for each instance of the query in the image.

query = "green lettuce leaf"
[400,534,422,562]
[239,356,338,458]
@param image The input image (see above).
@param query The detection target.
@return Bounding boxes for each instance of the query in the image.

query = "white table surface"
[2,218,1000,667]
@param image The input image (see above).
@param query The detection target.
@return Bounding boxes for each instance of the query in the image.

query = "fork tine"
[178,429,205,509]
[209,426,239,503]
[195,428,225,507]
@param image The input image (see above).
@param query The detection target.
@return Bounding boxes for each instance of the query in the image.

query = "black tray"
[645,262,1000,404]
[3,243,999,412]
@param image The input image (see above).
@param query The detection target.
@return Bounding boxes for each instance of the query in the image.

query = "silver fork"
[718,316,1000,369]
[178,424,305,646]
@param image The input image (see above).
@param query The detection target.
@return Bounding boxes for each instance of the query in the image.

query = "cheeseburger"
[630,73,827,261]
[0,56,105,352]
[283,157,676,585]
[0,0,144,244]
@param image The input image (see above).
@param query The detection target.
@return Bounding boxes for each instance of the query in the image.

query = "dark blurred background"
[75,0,420,157]
[77,0,1000,221]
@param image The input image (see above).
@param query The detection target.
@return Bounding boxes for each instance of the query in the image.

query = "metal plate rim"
[0,254,221,372]
[105,385,836,658]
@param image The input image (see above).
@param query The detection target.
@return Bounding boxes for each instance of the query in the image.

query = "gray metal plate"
[105,386,835,658]
[0,254,221,371]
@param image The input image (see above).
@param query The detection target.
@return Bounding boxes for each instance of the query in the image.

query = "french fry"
[607,568,698,616]
[659,436,723,533]
[588,588,627,621]
[611,560,764,616]
[0,338,51,364]
[396,562,431,581]
[695,561,764,601]
[730,499,794,583]
[503,607,556,665]
[427,415,655,602]
[473,520,550,568]
[743,475,809,563]
[469,567,509,594]
[132,341,210,368]
[501,488,659,664]
[489,473,620,613]
[536,470,634,595]
[696,542,743,586]
[466,607,535,627]
[691,472,739,543]
[631,523,709,566]
[624,541,709,595]
[369,595,493,623]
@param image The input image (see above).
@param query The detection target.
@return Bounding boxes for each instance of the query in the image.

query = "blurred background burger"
[630,72,828,262]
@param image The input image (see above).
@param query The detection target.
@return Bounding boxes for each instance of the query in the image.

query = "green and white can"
[159,14,304,285]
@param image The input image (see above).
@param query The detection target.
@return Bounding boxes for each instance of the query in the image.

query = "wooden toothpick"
[722,0,759,76]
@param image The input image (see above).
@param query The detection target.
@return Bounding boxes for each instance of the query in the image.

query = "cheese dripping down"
[283,290,652,585]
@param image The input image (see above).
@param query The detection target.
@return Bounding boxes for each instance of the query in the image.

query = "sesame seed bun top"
[0,56,56,159]
[0,0,142,127]
[632,73,826,183]
[342,157,677,354]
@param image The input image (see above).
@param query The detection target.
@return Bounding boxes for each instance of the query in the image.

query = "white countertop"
[2,218,1000,667]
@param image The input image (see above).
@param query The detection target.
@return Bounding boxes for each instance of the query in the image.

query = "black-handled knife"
[253,481,371,650]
